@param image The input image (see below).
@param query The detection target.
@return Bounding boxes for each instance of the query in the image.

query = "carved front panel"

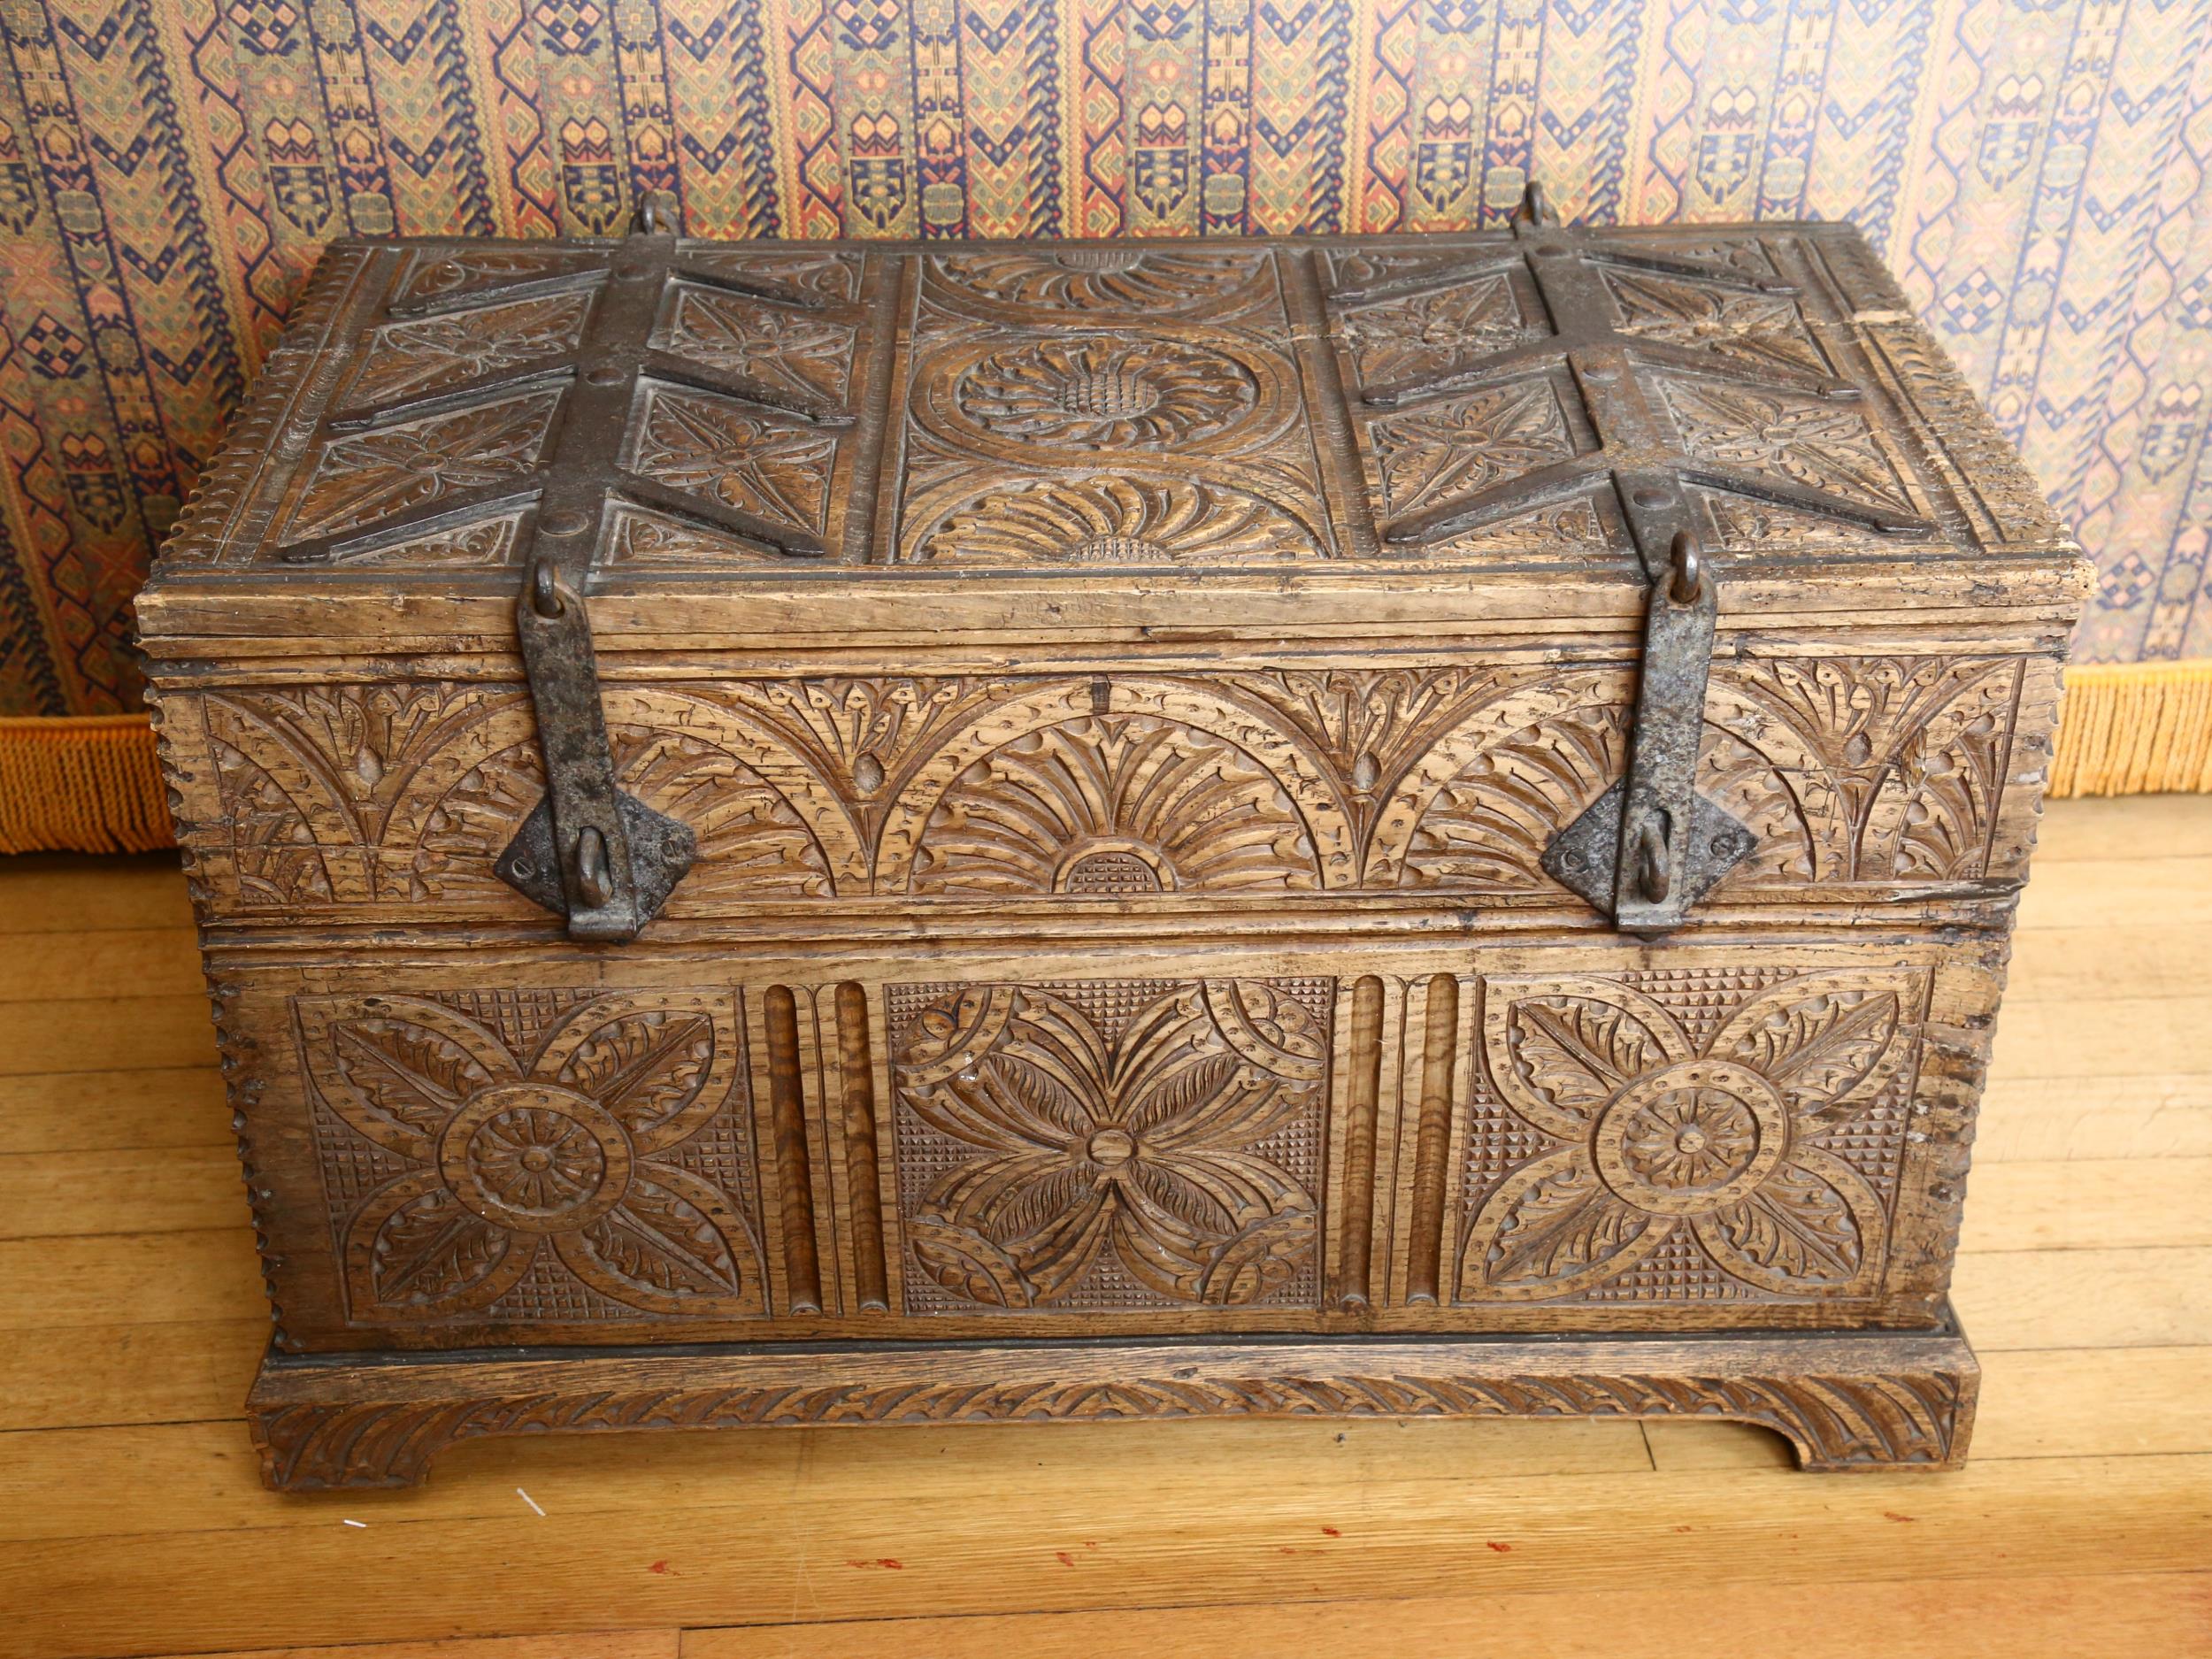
[887,978,1333,1315]
[297,987,769,1330]
[165,654,2047,924]
[1454,966,1927,1310]
[210,937,1990,1354]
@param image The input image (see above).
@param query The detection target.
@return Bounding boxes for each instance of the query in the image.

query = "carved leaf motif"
[677,250,862,302]
[893,980,1325,1312]
[1659,381,1914,518]
[657,286,856,402]
[396,247,593,303]
[909,1216,1037,1308]
[326,1016,504,1153]
[347,292,595,406]
[1340,275,1528,385]
[1602,269,1829,380]
[1199,1207,1317,1305]
[1478,1153,1655,1292]
[1713,985,1902,1118]
[1504,995,1677,1123]
[287,389,562,542]
[1701,1163,1865,1286]
[545,1009,716,1140]
[368,1186,518,1308]
[306,990,764,1326]
[1369,380,1576,519]
[630,388,838,532]
[561,1173,747,1304]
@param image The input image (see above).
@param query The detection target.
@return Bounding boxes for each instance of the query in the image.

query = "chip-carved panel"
[887,977,1334,1315]
[297,987,770,1329]
[345,292,595,408]
[171,656,2030,919]
[1455,965,1930,1309]
[280,389,564,545]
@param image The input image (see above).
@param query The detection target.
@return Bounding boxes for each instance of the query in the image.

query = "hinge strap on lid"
[495,554,695,941]
[1541,530,1757,933]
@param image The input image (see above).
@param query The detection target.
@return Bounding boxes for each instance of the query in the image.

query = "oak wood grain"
[8,1455,2204,1659]
[676,1573,2212,1659]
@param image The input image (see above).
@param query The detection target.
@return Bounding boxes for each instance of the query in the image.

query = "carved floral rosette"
[888,978,1333,1315]
[1457,967,1929,1307]
[296,989,769,1325]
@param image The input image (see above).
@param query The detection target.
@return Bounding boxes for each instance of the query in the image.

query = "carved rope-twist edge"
[251,1364,1968,1490]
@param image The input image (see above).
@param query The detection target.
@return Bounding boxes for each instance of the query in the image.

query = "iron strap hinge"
[495,559,695,941]
[1542,531,1757,933]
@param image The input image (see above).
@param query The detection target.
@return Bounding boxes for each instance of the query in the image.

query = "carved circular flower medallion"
[436,1083,634,1234]
[1591,1060,1788,1217]
[956,335,1258,449]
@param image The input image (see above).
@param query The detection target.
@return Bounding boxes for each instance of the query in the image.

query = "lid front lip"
[134,544,2094,641]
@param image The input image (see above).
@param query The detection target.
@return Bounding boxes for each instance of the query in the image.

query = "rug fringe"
[0,666,2206,856]
[2050,661,2212,798]
[0,714,175,854]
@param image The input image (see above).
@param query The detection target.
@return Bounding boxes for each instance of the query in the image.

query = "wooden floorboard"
[678,1573,2212,1659]
[1,798,2207,1659]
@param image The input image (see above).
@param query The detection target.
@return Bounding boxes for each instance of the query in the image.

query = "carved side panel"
[885,977,1335,1315]
[296,987,771,1330]
[1452,965,1932,1310]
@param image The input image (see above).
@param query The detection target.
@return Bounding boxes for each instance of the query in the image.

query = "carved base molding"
[246,1316,1979,1491]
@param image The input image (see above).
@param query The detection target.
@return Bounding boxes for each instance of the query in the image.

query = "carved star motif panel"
[887,978,1333,1315]
[166,654,2042,922]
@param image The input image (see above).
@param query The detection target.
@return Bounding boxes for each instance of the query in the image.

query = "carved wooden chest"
[138,195,2088,1490]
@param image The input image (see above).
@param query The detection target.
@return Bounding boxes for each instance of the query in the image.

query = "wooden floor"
[3,795,2208,1659]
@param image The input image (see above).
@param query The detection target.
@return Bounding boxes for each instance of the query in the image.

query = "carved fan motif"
[1458,969,1920,1304]
[890,978,1329,1311]
[199,685,849,910]
[930,247,1271,311]
[903,713,1325,896]
[904,474,1318,564]
[298,989,768,1324]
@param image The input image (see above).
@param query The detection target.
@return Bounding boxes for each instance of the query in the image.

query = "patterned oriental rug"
[3,1,2208,851]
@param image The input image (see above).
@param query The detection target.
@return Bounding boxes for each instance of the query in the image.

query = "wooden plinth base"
[247,1317,1980,1491]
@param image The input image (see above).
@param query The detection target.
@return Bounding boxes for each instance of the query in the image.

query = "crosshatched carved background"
[1455,965,1932,1309]
[298,987,770,1332]
[887,977,1335,1316]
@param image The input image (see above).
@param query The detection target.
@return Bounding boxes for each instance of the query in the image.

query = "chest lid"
[140,196,2083,649]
